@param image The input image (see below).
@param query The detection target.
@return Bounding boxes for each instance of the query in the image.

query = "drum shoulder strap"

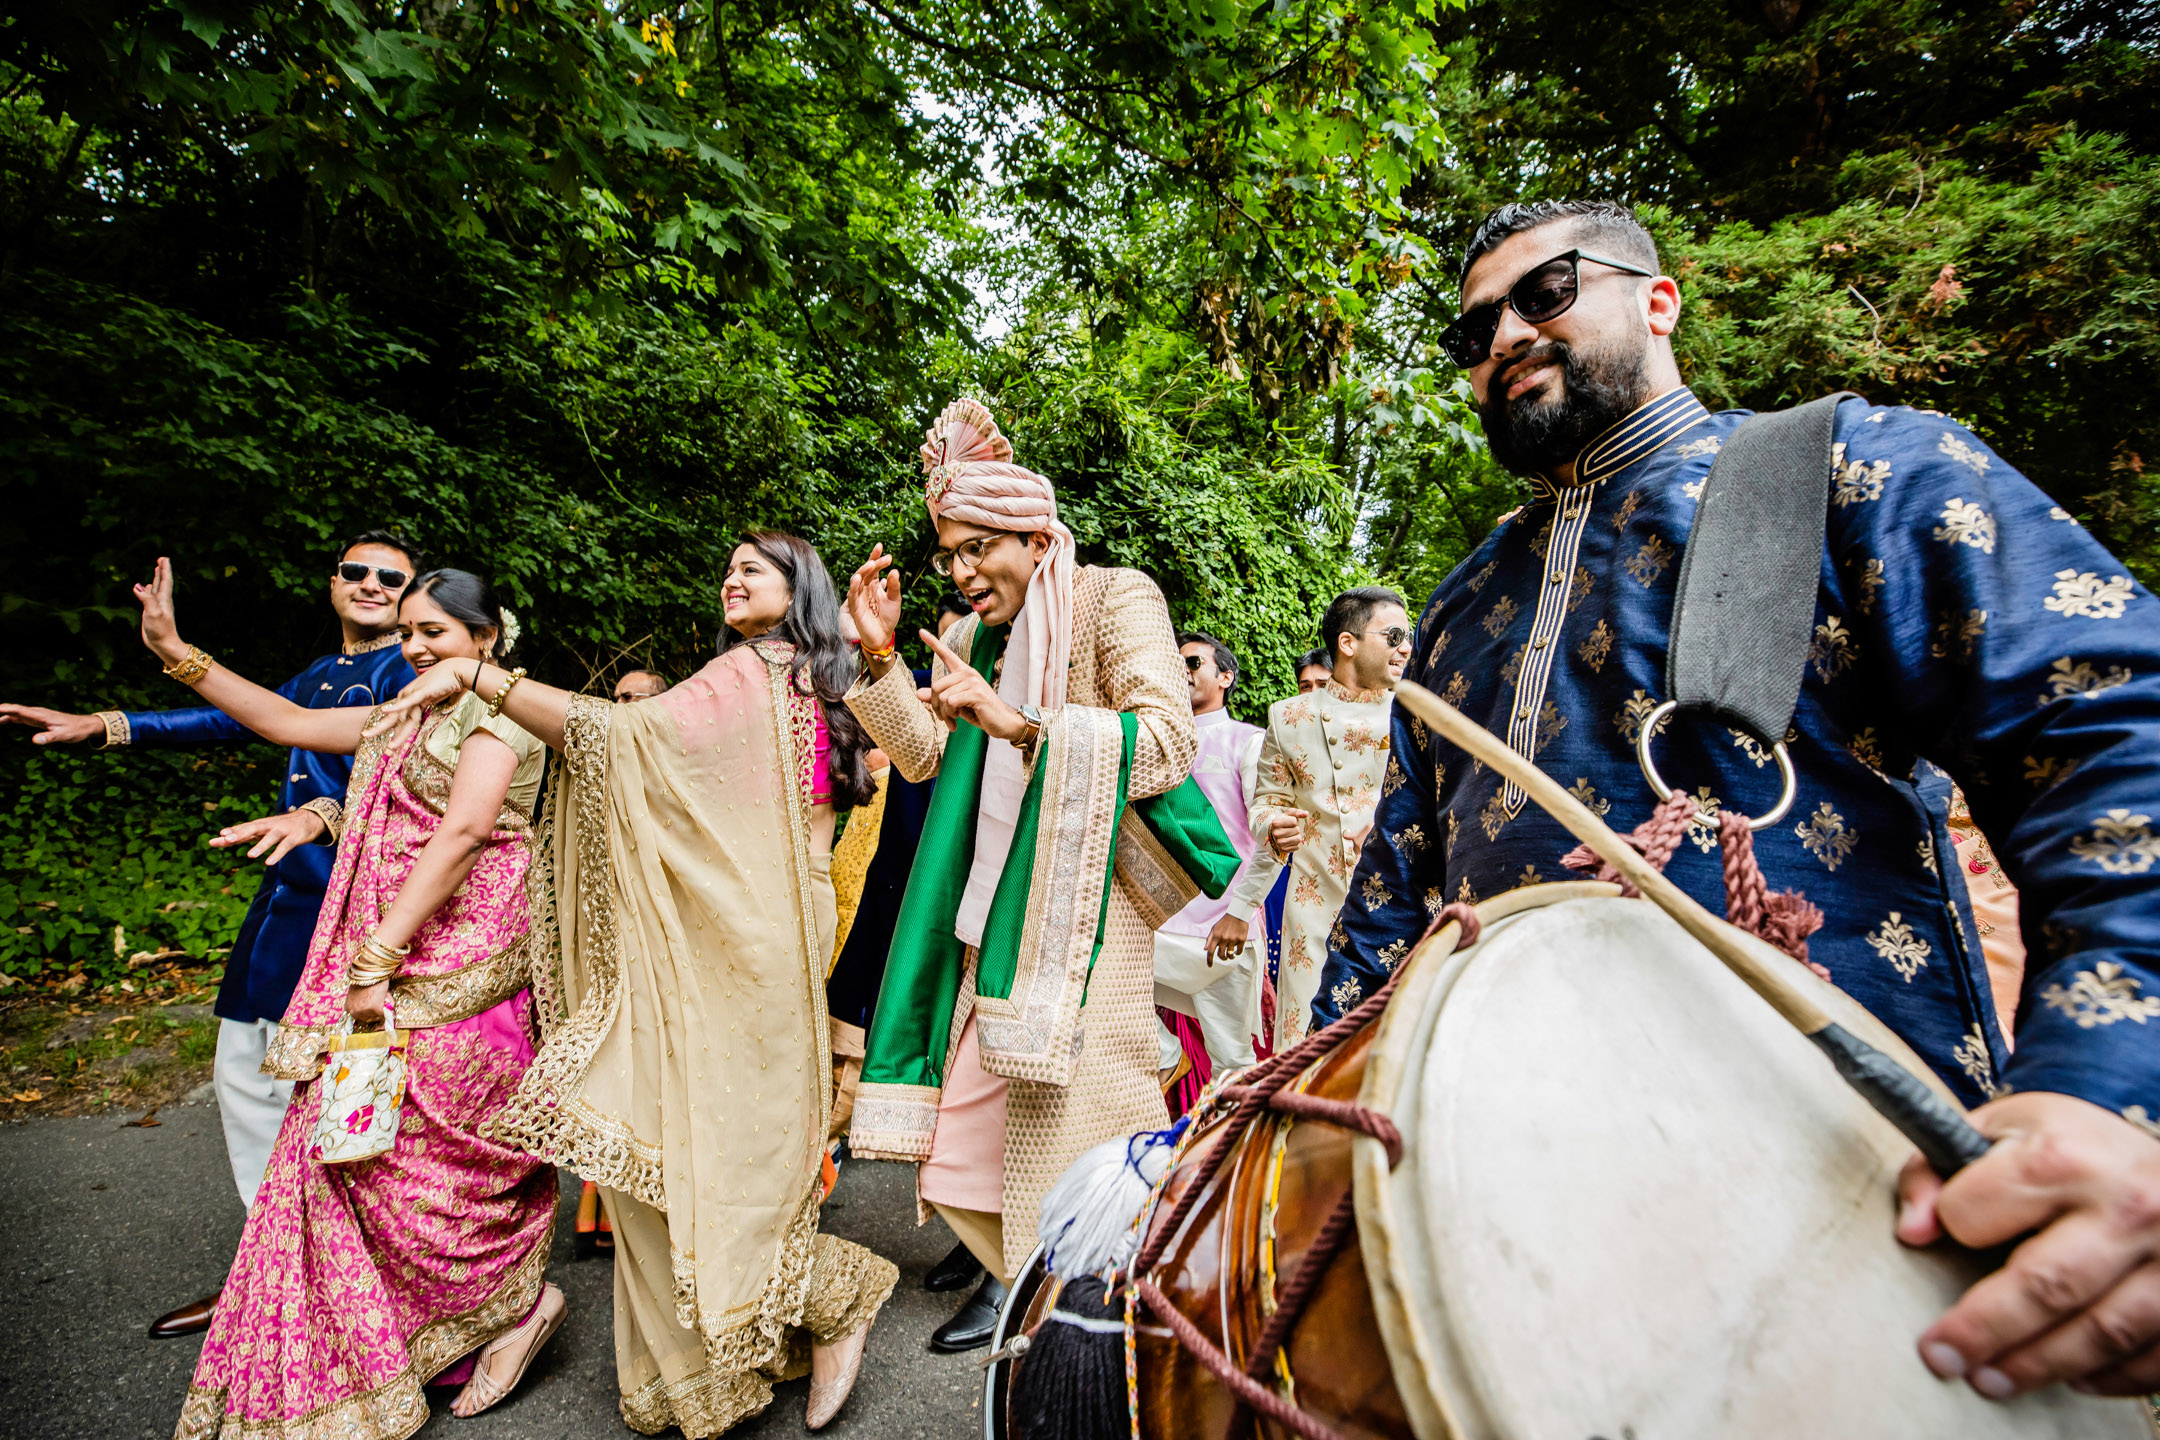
[1664,391,1856,742]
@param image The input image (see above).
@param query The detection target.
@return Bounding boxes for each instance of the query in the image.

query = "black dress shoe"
[149,1291,219,1339]
[928,1274,1007,1353]
[923,1240,984,1293]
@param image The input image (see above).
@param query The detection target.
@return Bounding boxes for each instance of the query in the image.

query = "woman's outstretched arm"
[133,558,371,755]
[368,658,571,750]
[344,730,518,1025]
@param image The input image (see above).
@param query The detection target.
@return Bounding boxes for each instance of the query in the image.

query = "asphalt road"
[0,1097,987,1440]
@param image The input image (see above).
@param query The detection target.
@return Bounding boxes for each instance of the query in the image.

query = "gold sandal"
[452,1283,566,1418]
[806,1317,873,1430]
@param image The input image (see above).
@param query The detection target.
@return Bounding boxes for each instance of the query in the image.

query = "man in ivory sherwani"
[1248,586,1414,1048]
[842,398,1197,1351]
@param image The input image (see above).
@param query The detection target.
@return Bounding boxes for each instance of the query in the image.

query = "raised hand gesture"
[1267,808,1310,857]
[845,545,903,662]
[133,556,190,667]
[918,627,1027,743]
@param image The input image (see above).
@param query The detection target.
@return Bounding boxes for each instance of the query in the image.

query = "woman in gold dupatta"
[371,533,897,1434]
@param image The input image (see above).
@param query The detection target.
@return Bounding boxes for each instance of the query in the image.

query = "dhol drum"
[991,880,2154,1440]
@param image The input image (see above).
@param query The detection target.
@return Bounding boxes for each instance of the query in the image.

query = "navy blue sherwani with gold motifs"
[1317,388,2160,1122]
[103,635,413,1026]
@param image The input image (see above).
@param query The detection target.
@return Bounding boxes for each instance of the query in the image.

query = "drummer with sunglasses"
[1316,198,2160,1405]
[0,529,417,1340]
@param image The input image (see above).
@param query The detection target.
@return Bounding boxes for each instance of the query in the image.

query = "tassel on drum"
[1036,1118,1189,1281]
[1006,1278,1130,1440]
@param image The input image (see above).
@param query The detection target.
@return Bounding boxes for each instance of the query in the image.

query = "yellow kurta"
[843,565,1196,1278]
[826,765,890,975]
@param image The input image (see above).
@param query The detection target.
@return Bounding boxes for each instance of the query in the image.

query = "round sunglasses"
[1439,249,1656,369]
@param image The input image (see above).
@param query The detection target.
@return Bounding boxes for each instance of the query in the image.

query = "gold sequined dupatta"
[488,639,836,1373]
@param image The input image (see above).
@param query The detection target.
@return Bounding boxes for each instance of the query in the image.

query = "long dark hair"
[719,532,876,811]
[402,568,513,660]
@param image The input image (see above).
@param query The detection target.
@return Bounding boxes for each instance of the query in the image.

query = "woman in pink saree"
[132,561,564,1439]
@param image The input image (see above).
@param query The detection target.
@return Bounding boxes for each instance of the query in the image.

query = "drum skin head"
[1354,887,2151,1440]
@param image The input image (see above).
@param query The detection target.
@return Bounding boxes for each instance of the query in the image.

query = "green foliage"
[1427,0,2157,223]
[0,740,270,984]
[1660,132,2160,576]
[2,0,2154,986]
[959,320,1367,714]
[896,0,1467,406]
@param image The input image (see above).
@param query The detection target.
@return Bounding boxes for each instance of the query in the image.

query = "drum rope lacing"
[1560,788,1827,971]
[1111,903,1483,1440]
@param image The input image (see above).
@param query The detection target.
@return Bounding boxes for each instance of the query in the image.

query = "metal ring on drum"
[1634,698,1797,829]
[983,1242,1051,1440]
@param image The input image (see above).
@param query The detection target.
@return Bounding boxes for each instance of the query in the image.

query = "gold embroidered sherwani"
[1249,680,1393,1048]
[843,565,1196,1278]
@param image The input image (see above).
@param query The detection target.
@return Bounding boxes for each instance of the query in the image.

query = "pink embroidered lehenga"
[176,697,556,1440]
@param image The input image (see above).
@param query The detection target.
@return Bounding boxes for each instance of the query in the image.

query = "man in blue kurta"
[1318,200,2160,1404]
[0,530,416,1335]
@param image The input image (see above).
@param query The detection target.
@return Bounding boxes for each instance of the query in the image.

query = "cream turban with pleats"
[921,398,1074,711]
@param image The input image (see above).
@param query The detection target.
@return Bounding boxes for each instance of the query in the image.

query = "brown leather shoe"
[149,1292,219,1339]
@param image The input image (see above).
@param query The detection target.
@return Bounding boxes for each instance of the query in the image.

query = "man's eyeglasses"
[1183,653,1231,673]
[336,562,410,589]
[1367,625,1411,649]
[1439,249,1656,369]
[930,533,1015,577]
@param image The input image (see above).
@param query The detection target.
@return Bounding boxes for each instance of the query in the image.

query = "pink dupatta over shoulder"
[264,704,539,1077]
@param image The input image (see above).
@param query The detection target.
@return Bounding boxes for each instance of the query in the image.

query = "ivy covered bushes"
[0,741,270,987]
[2,0,2153,986]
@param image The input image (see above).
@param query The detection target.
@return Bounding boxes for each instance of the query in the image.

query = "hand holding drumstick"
[1392,679,2160,1402]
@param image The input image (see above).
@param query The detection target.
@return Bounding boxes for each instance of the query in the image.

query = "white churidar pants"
[214,1018,295,1210]
[1152,930,1261,1072]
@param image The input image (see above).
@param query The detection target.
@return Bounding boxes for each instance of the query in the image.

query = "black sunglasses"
[336,562,410,589]
[1439,249,1656,368]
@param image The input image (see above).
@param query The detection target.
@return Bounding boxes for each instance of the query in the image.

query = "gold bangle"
[487,666,527,718]
[162,646,213,686]
[347,934,409,986]
[347,959,398,988]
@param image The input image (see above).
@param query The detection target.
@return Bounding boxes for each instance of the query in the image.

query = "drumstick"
[1391,681,1994,1181]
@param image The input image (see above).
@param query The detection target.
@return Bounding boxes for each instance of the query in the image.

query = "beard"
[1479,334,1654,478]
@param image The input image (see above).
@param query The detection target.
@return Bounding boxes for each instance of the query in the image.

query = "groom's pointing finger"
[918,628,968,674]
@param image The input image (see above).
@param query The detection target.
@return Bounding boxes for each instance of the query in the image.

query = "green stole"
[849,621,1240,1162]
